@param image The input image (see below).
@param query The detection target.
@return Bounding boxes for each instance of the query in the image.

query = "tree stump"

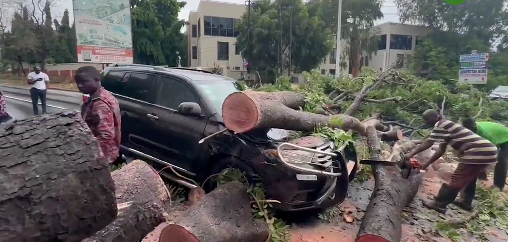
[0,111,117,242]
[84,160,171,242]
[159,181,269,242]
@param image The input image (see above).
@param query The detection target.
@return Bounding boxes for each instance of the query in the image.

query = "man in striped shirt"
[405,109,498,214]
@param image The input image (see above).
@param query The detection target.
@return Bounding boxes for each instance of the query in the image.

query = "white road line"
[5,95,68,110]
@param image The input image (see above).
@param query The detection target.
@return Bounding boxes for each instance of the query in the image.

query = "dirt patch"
[288,167,508,242]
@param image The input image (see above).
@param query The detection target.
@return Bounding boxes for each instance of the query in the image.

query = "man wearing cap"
[27,66,50,115]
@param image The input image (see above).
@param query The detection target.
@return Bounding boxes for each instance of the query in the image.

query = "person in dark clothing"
[0,90,12,124]
[462,118,508,193]
[404,109,498,214]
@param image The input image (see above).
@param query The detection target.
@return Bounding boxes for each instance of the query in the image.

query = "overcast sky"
[54,0,400,28]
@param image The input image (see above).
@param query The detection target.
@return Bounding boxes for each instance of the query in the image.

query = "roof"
[489,85,508,99]
[107,64,236,82]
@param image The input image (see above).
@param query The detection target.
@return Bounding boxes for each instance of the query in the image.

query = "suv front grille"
[278,140,336,169]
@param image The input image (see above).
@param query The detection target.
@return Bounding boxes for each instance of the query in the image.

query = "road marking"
[5,96,68,110]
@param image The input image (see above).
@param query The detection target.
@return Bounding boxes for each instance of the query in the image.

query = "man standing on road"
[404,109,498,214]
[27,66,49,115]
[74,66,122,166]
[462,118,508,192]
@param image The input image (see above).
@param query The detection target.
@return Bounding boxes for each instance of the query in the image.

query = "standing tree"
[396,0,508,81]
[52,9,75,63]
[131,0,187,66]
[306,0,383,77]
[235,0,334,82]
[3,6,37,76]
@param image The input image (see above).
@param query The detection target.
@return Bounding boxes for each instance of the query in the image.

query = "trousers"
[30,88,47,115]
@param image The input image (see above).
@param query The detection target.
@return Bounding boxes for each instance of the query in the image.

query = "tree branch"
[363,96,402,103]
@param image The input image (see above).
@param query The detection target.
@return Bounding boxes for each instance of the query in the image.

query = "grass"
[0,73,79,92]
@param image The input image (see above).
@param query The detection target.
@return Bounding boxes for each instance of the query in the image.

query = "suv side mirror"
[178,102,202,117]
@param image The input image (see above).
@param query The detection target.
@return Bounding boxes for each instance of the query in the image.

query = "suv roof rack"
[169,67,214,74]
[111,63,168,71]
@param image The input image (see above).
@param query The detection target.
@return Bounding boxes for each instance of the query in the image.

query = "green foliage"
[313,126,353,149]
[218,168,290,242]
[235,0,334,82]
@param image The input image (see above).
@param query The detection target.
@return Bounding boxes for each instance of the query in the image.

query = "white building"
[366,22,431,71]
[186,0,348,78]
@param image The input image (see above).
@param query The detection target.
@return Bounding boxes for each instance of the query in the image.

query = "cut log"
[355,126,424,242]
[222,91,401,141]
[84,160,170,242]
[159,181,269,242]
[0,111,117,242]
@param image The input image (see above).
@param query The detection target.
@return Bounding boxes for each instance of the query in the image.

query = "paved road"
[2,86,81,120]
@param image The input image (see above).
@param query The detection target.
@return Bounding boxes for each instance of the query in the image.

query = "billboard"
[73,0,133,64]
[458,52,489,85]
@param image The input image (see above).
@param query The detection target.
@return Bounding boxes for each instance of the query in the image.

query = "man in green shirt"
[460,118,508,209]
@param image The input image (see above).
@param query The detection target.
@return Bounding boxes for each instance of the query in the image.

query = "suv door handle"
[147,114,158,120]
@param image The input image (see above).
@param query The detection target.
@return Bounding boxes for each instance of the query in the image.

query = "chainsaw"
[360,156,424,179]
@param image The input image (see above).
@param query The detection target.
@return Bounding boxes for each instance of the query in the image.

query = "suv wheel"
[204,156,258,192]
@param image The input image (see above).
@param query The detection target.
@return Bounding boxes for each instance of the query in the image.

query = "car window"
[195,80,242,115]
[101,70,126,94]
[156,76,199,110]
[123,72,157,103]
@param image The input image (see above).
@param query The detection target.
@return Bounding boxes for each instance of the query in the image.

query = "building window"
[191,25,197,38]
[321,69,325,75]
[395,54,404,68]
[192,46,197,59]
[329,69,336,75]
[198,19,201,37]
[415,36,422,47]
[235,43,240,55]
[204,16,240,37]
[378,34,387,50]
[217,42,229,60]
[390,34,412,50]
[329,49,336,64]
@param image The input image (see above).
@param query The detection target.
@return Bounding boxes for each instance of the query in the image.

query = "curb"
[0,84,79,93]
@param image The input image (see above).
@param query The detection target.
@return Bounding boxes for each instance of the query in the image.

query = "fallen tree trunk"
[355,127,424,242]
[158,181,269,242]
[222,91,401,141]
[84,160,170,242]
[0,111,117,242]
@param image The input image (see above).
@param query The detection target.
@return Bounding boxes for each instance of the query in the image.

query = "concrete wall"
[367,23,431,71]
[9,63,106,81]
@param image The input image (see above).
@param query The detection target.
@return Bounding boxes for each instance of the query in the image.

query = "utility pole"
[246,0,251,74]
[335,0,343,78]
[288,6,292,76]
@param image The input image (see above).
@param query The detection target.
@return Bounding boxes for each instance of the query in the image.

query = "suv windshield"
[195,80,243,115]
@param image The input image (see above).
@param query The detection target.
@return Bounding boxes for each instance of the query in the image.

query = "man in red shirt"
[74,66,122,165]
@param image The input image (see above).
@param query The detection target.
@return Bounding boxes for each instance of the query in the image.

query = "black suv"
[94,64,360,213]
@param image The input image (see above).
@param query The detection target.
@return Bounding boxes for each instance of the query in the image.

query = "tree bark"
[0,111,117,242]
[158,181,269,242]
[355,126,424,242]
[222,91,401,141]
[84,160,171,242]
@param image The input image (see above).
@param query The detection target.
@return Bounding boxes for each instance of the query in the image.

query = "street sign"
[459,52,488,84]
[460,61,487,69]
